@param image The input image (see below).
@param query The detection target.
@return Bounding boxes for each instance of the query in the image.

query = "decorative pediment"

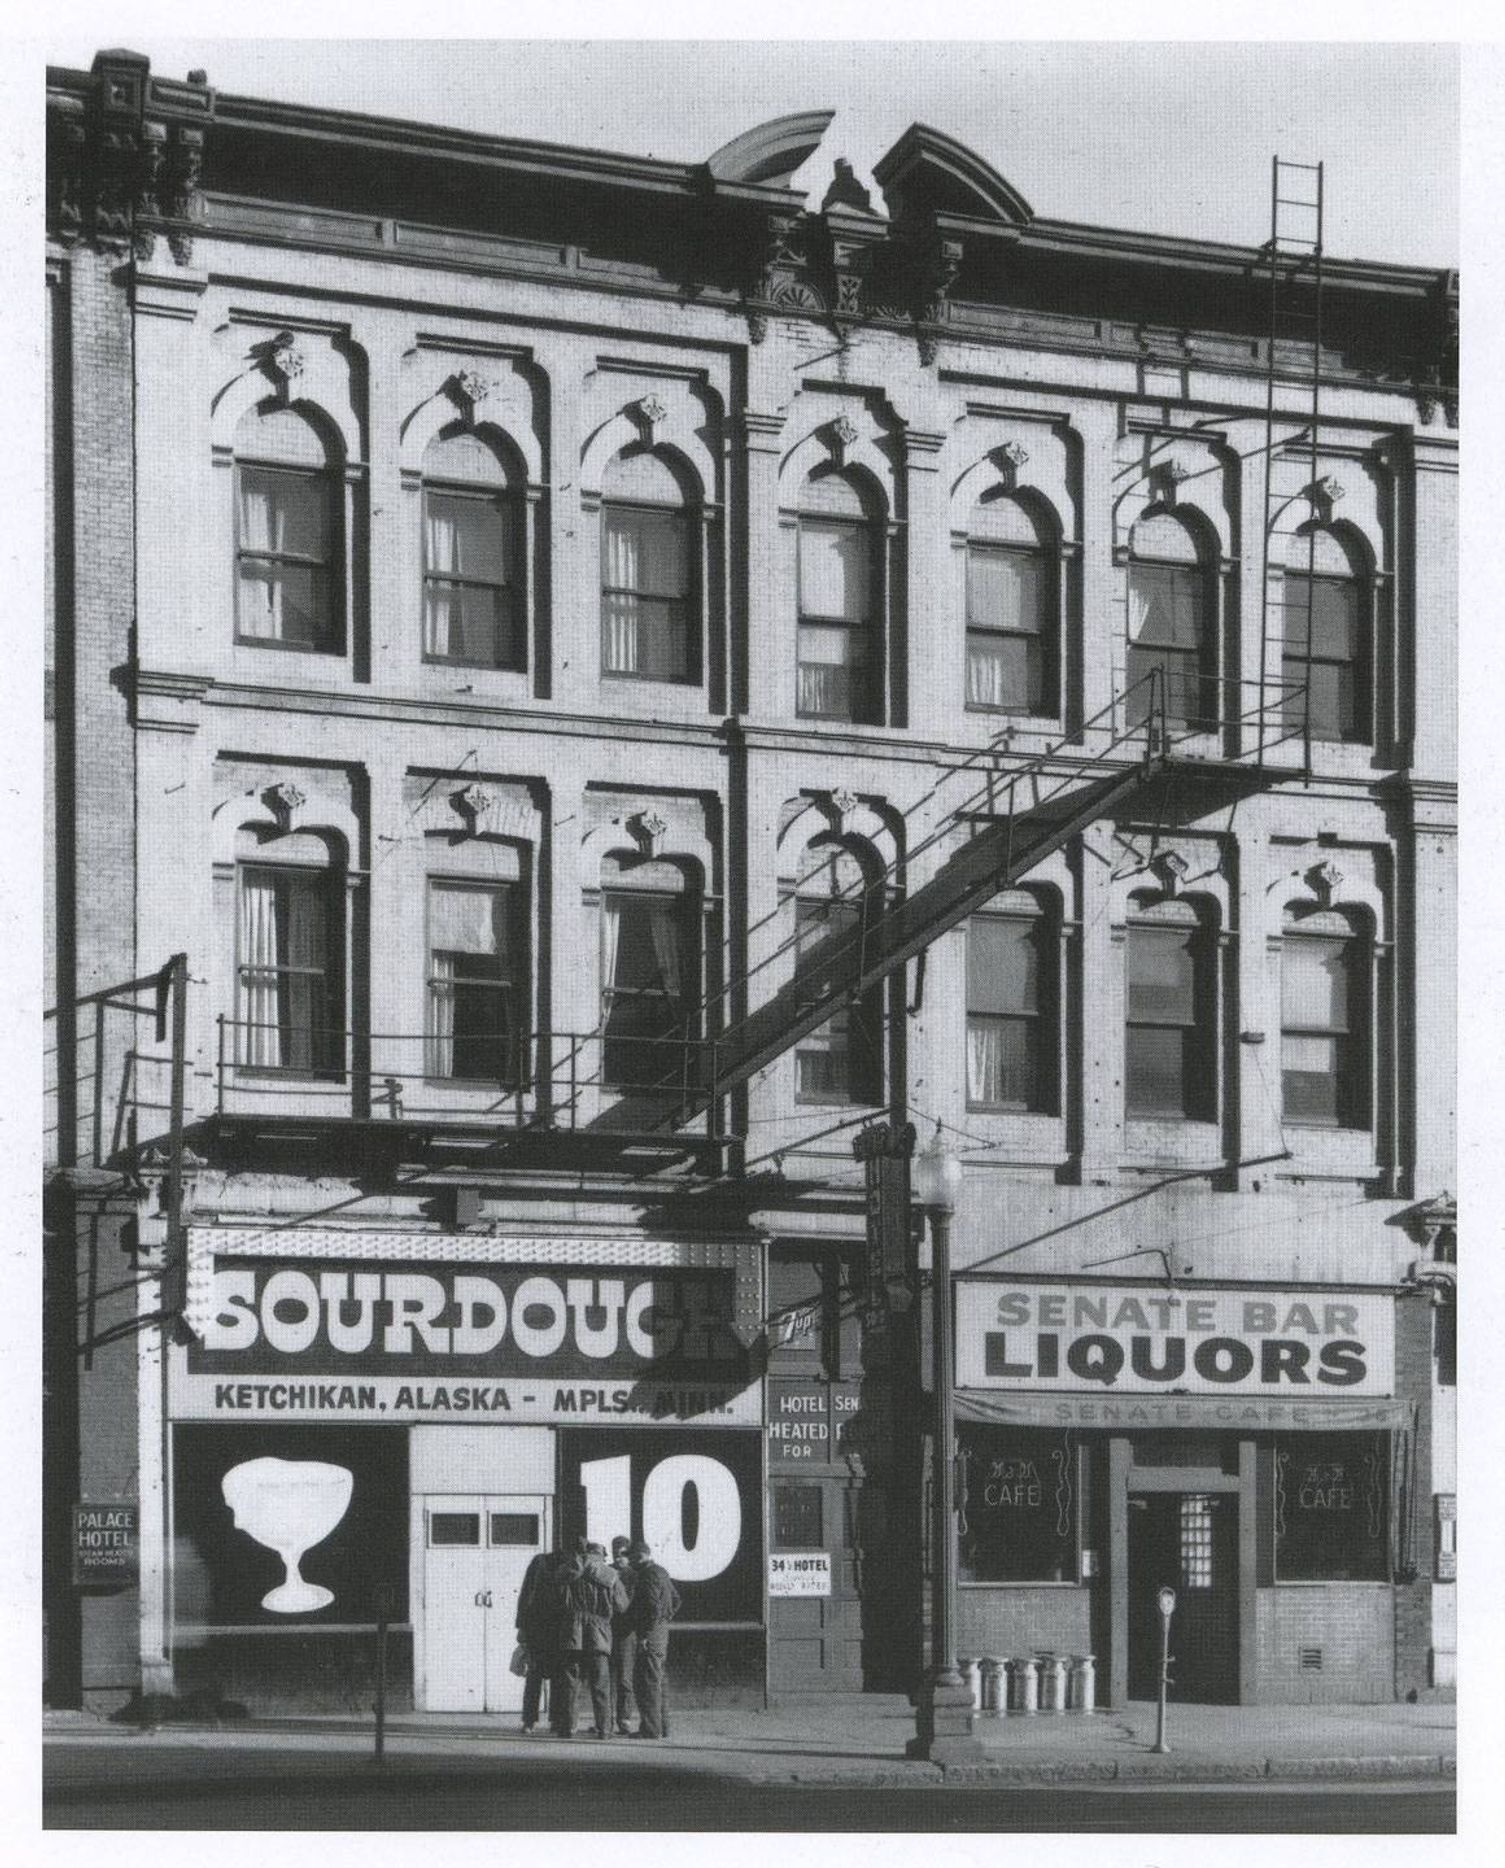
[705,111,834,189]
[872,122,1034,227]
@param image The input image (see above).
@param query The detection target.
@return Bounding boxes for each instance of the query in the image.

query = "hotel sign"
[956,1282,1395,1398]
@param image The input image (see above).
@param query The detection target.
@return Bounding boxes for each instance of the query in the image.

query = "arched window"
[1125,894,1216,1120]
[601,449,698,684]
[600,856,701,1091]
[1283,525,1369,744]
[966,890,1058,1112]
[234,403,341,652]
[421,428,523,671]
[965,493,1056,716]
[797,469,883,724]
[792,842,882,1105]
[1281,905,1369,1127]
[235,829,344,1076]
[1127,510,1214,730]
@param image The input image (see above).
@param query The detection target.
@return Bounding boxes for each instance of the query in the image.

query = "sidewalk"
[44,1694,1457,1786]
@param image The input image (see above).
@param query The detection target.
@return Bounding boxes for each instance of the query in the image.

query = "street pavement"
[43,1691,1456,1796]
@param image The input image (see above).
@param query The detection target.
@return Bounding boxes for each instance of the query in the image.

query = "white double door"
[417,1492,550,1713]
[410,1425,556,1715]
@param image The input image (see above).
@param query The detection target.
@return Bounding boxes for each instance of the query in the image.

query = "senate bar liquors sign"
[956,1282,1395,1397]
[170,1252,758,1425]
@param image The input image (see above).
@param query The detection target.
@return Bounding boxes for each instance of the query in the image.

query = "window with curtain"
[1282,526,1368,743]
[426,879,521,1082]
[966,900,1055,1111]
[1281,908,1368,1127]
[601,882,697,1091]
[965,494,1056,715]
[1125,899,1215,1119]
[797,470,881,724]
[600,448,697,684]
[422,430,522,670]
[236,864,341,1074]
[1126,510,1214,729]
[234,404,339,651]
[792,845,882,1105]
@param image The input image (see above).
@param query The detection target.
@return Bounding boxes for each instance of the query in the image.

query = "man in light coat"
[628,1539,681,1739]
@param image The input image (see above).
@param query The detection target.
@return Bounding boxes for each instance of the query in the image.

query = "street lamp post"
[906,1125,985,1764]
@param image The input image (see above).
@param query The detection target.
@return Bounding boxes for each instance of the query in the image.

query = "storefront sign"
[956,1282,1395,1398]
[173,1256,759,1424]
[768,1551,831,1597]
[558,1428,763,1624]
[72,1502,138,1586]
[956,1391,1409,1432]
[767,1379,877,1463]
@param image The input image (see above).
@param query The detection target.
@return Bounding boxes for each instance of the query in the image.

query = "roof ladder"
[1258,156,1326,765]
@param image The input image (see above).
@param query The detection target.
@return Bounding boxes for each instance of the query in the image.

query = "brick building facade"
[45,50,1456,1717]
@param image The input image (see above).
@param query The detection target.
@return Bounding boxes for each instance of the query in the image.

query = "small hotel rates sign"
[73,1502,139,1586]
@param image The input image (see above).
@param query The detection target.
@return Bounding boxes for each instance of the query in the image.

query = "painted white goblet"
[221,1457,354,1613]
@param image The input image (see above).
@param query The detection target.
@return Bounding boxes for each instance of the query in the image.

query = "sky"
[37,35,1460,267]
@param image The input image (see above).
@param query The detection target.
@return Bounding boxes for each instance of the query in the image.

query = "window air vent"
[1299,1646,1324,1672]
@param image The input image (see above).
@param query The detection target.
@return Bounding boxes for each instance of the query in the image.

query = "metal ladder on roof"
[1257,156,1326,765]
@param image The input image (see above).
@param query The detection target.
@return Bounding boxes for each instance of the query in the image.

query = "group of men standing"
[516,1535,681,1739]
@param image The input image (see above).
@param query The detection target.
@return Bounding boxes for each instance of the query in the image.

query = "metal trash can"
[959,1657,981,1710]
[980,1657,1005,1714]
[1037,1651,1068,1713]
[1067,1653,1097,1713]
[1006,1656,1039,1713]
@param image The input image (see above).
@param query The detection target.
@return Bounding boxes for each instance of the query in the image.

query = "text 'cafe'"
[160,1231,767,1715]
[948,1279,1426,1708]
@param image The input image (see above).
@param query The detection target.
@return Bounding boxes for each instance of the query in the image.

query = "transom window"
[797,470,882,725]
[422,429,523,671]
[1282,525,1369,744]
[966,894,1056,1112]
[601,449,698,684]
[426,878,523,1083]
[965,493,1056,716]
[1281,906,1369,1128]
[1126,510,1214,730]
[236,857,343,1076]
[234,404,340,653]
[1125,896,1215,1120]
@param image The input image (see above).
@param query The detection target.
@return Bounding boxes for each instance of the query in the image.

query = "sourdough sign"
[956,1282,1395,1397]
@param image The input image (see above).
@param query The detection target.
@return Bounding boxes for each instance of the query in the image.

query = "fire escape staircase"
[672,669,1303,1134]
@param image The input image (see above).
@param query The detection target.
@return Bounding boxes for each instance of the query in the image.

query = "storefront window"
[1274,1431,1389,1582]
[172,1425,409,1627]
[958,1426,1078,1583]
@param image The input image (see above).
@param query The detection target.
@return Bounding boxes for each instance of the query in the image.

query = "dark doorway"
[1128,1492,1238,1703]
[767,1475,864,1691]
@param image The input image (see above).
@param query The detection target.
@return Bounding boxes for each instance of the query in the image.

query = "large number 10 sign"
[559,1429,762,1623]
[580,1454,742,1580]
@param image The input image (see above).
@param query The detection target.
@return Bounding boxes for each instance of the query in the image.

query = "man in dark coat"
[609,1535,638,1734]
[547,1542,587,1736]
[561,1539,628,1738]
[628,1539,681,1739]
[515,1543,566,1734]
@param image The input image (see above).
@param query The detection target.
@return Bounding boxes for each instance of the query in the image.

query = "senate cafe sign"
[956,1281,1395,1398]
